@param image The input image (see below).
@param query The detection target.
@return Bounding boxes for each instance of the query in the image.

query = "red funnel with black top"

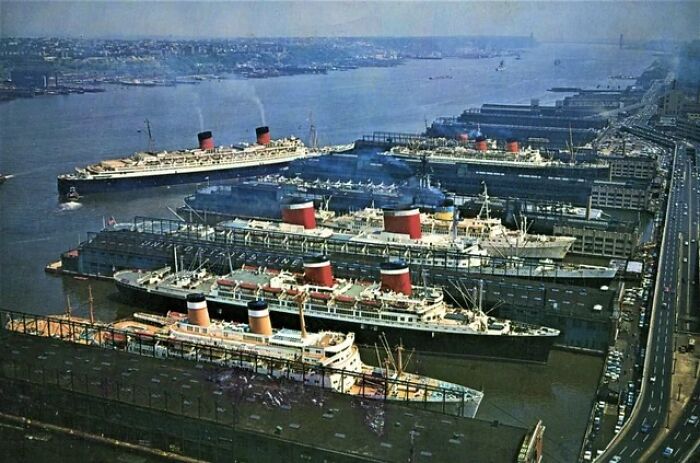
[197,131,214,150]
[256,126,270,145]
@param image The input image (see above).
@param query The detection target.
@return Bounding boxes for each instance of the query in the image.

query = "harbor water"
[0,42,656,461]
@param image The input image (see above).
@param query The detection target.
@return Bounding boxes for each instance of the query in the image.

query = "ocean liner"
[180,174,446,223]
[381,139,611,204]
[216,201,616,280]
[114,257,560,363]
[318,186,576,260]
[426,101,609,148]
[384,139,609,180]
[4,297,483,408]
[57,126,351,196]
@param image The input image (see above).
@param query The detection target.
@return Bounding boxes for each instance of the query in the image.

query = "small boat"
[0,173,13,184]
[66,186,81,202]
[496,60,505,72]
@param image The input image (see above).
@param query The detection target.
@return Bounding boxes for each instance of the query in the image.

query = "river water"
[0,42,656,461]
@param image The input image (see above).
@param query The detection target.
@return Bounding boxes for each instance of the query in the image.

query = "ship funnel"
[281,200,316,229]
[380,261,412,296]
[256,126,271,145]
[383,207,421,239]
[434,199,455,222]
[186,293,211,327]
[475,136,488,152]
[506,139,519,153]
[303,255,334,287]
[247,299,273,336]
[197,131,215,150]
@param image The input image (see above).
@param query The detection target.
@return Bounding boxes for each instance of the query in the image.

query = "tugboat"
[65,186,81,202]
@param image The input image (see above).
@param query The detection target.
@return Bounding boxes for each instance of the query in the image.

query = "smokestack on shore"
[303,255,334,287]
[247,299,273,336]
[256,126,271,145]
[380,262,412,296]
[281,200,316,229]
[186,293,211,327]
[197,131,214,150]
[383,208,422,239]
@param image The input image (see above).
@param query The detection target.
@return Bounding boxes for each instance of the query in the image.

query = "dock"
[0,316,545,462]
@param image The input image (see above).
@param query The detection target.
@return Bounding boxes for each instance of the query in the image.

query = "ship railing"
[83,151,305,176]
[283,302,539,336]
[0,309,481,418]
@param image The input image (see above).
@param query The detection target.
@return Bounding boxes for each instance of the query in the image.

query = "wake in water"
[57,202,83,212]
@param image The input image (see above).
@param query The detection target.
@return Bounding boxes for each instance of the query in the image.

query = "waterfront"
[0,42,655,461]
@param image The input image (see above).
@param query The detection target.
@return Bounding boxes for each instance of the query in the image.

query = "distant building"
[10,69,58,89]
[658,88,685,116]
[607,154,658,180]
[677,117,700,142]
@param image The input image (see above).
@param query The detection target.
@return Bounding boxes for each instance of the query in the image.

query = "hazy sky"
[1,1,698,42]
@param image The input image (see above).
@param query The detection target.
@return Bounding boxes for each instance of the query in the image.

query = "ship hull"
[57,161,293,196]
[116,279,558,364]
[182,179,445,222]
[385,156,608,205]
[483,241,574,260]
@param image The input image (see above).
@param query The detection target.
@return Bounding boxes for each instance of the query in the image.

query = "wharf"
[55,218,619,350]
[0,324,543,463]
[355,132,450,149]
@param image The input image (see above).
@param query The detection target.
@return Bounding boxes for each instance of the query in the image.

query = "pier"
[0,315,544,463]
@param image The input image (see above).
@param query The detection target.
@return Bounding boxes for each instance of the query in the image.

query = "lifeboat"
[334,295,356,304]
[262,285,283,294]
[359,299,381,308]
[310,292,331,301]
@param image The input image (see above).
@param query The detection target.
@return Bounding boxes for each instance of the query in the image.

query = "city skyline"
[1,1,699,42]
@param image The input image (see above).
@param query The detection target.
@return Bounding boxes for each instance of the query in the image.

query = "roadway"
[600,144,699,462]
[647,147,700,462]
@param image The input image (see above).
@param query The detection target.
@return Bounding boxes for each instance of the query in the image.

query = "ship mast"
[145,119,155,153]
[568,123,575,164]
[396,342,404,376]
[477,280,487,332]
[88,285,95,324]
[478,280,484,314]
[478,182,491,220]
[307,112,318,150]
[65,294,72,320]
[297,293,308,339]
[451,198,459,242]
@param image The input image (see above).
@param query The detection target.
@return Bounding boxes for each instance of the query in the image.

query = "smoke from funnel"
[196,107,204,132]
[252,95,266,126]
